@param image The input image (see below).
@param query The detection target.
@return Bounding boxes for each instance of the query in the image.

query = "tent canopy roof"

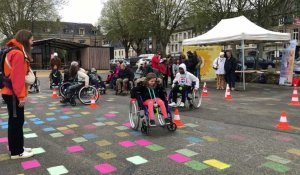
[183,16,291,46]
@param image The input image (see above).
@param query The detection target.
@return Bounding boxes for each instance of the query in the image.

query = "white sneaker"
[11,151,34,160]
[24,147,32,152]
[179,102,185,107]
[231,88,235,91]
[168,102,177,107]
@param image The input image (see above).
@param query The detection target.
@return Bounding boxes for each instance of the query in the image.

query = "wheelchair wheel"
[78,86,99,105]
[60,82,72,98]
[167,122,177,132]
[141,120,150,135]
[129,100,140,130]
[192,90,202,108]
[156,113,165,126]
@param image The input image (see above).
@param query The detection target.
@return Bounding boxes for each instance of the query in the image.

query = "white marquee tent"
[183,16,291,90]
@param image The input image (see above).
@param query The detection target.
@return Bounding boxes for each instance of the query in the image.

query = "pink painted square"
[228,134,246,141]
[21,159,41,170]
[104,113,117,118]
[0,119,3,122]
[273,135,293,142]
[83,125,97,129]
[66,146,84,153]
[135,139,153,147]
[118,141,136,148]
[62,108,71,112]
[123,122,131,128]
[0,137,8,143]
[62,129,75,135]
[168,154,192,163]
[95,163,117,174]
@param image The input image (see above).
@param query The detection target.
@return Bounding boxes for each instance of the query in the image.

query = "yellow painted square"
[67,124,79,128]
[95,140,112,147]
[104,121,118,126]
[48,107,57,110]
[81,112,90,115]
[24,112,32,115]
[203,136,218,142]
[26,115,36,118]
[0,154,10,161]
[97,151,116,159]
[203,159,231,170]
[57,127,69,131]
[287,148,300,156]
[65,112,74,115]
[115,132,129,137]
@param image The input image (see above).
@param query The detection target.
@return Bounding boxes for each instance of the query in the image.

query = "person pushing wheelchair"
[168,63,199,107]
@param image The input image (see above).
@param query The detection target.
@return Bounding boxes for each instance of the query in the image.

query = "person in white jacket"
[213,52,226,90]
[60,61,89,104]
[169,63,199,107]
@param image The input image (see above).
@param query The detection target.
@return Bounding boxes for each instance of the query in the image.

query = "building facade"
[166,28,195,56]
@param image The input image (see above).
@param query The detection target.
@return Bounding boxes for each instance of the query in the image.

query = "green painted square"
[72,137,88,143]
[72,107,80,110]
[126,156,148,165]
[176,149,198,157]
[46,112,55,116]
[146,144,165,151]
[262,161,290,173]
[185,160,209,171]
[24,133,38,138]
[32,147,46,155]
[1,115,8,119]
[185,123,199,128]
[93,122,106,126]
[115,126,129,130]
[23,128,32,133]
[177,130,189,134]
[47,165,69,175]
[265,155,291,165]
[50,133,64,138]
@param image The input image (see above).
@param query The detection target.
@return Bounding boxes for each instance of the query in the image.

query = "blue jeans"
[225,73,236,89]
[110,77,117,89]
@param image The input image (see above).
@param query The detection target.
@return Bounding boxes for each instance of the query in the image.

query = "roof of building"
[33,38,89,49]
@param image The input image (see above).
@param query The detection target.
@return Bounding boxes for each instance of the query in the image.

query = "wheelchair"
[168,82,202,109]
[129,93,177,135]
[29,71,40,93]
[59,81,99,106]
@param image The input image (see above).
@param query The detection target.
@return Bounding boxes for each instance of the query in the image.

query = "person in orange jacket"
[2,30,34,159]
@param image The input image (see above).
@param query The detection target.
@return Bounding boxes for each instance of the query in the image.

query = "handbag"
[213,58,219,70]
[25,68,35,85]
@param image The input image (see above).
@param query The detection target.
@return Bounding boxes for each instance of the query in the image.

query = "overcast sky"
[59,0,106,25]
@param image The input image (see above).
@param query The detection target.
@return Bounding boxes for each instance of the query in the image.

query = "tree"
[0,0,65,39]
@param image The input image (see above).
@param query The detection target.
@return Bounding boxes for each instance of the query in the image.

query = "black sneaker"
[149,120,156,126]
[60,98,69,103]
[164,118,171,124]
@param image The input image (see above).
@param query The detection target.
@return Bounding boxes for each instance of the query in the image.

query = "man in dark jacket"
[116,63,132,93]
[224,51,237,90]
[186,51,199,76]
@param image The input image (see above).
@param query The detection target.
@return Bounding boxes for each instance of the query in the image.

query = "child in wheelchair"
[169,63,199,107]
[131,73,171,126]
[60,61,89,104]
[49,65,62,89]
[88,68,106,94]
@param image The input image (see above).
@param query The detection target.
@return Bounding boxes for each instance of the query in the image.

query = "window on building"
[178,33,182,41]
[279,18,285,26]
[175,34,178,41]
[119,51,121,56]
[188,32,192,38]
[63,29,69,34]
[183,33,187,39]
[79,40,85,44]
[79,28,85,35]
[171,35,174,41]
[175,44,178,52]
[44,28,51,33]
[172,45,174,52]
[293,28,299,40]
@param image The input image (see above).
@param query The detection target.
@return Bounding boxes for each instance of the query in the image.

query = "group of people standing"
[213,51,237,90]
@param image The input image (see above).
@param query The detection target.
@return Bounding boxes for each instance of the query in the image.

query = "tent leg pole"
[242,40,246,90]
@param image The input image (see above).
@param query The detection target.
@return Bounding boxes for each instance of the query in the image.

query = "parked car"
[110,59,130,66]
[237,56,275,70]
[294,58,300,74]
[136,54,155,67]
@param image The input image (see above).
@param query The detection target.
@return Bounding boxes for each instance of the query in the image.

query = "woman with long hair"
[2,30,34,159]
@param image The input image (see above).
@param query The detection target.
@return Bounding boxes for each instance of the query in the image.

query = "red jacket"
[152,55,160,70]
[2,39,30,101]
[159,64,167,75]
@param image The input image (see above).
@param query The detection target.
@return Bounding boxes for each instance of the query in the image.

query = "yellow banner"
[183,45,222,80]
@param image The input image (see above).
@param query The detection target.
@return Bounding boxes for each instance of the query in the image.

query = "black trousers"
[2,94,25,155]
[225,72,236,88]
[171,85,192,103]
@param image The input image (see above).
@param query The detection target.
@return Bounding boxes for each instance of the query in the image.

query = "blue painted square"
[30,118,41,122]
[186,136,202,143]
[72,114,81,118]
[96,117,106,122]
[54,110,62,113]
[46,118,56,122]
[34,121,45,125]
[129,131,142,136]
[24,122,28,125]
[83,133,98,140]
[43,127,56,132]
[59,116,71,120]
[1,125,8,129]
[0,122,8,126]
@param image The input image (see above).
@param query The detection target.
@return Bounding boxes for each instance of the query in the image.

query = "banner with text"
[279,40,297,86]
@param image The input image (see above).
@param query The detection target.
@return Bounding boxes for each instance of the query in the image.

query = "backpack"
[0,47,16,89]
